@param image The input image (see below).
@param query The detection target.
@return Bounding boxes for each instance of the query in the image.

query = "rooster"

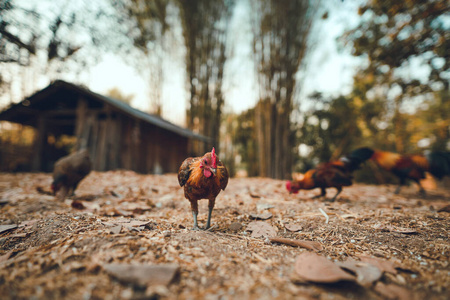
[353,147,450,194]
[286,148,373,201]
[51,149,92,200]
[178,147,229,230]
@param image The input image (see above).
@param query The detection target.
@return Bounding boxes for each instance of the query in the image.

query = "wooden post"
[31,115,46,171]
[75,98,88,150]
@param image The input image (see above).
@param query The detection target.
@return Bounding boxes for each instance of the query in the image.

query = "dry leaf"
[249,212,273,220]
[0,224,18,234]
[103,264,180,287]
[437,204,450,213]
[249,192,261,198]
[388,226,418,234]
[358,255,398,275]
[374,282,412,300]
[246,221,277,238]
[336,258,382,287]
[0,250,14,263]
[269,237,323,251]
[0,199,10,205]
[284,223,303,232]
[293,252,355,283]
[71,200,85,210]
[228,222,243,231]
[256,203,274,210]
[109,225,122,234]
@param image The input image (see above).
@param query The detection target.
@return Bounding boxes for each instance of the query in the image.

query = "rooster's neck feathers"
[371,151,401,170]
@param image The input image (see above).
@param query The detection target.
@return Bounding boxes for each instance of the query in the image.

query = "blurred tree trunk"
[178,0,235,155]
[251,0,315,179]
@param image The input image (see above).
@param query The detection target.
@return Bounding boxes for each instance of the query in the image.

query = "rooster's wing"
[178,157,199,187]
[218,161,229,190]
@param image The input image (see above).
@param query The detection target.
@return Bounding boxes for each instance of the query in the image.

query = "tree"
[250,0,316,179]
[106,87,134,106]
[0,0,128,104]
[178,0,235,154]
[344,0,450,152]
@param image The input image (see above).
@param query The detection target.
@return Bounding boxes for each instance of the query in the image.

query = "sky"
[84,1,362,126]
[2,0,363,127]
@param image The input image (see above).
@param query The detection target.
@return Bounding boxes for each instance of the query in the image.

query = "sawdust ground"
[0,171,449,299]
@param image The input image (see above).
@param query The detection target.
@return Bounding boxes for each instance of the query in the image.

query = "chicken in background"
[178,147,229,230]
[51,149,92,200]
[286,148,374,201]
[353,147,450,195]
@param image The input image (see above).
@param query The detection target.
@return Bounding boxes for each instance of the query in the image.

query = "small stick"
[319,208,329,224]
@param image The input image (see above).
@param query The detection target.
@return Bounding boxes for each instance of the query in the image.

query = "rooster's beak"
[211,168,217,176]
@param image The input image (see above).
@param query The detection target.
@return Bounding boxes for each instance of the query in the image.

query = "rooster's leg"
[328,187,342,202]
[190,200,200,230]
[205,199,216,229]
[415,180,426,195]
[311,188,326,199]
[395,178,405,194]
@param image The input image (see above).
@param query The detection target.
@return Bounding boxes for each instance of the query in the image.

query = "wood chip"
[269,237,323,251]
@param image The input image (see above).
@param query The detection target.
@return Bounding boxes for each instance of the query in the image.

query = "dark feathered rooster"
[286,148,373,201]
[51,149,92,200]
[178,147,229,230]
[353,147,450,194]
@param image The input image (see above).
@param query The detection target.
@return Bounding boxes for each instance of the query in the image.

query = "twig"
[319,208,329,224]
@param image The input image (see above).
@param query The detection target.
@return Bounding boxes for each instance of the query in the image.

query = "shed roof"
[0,80,209,142]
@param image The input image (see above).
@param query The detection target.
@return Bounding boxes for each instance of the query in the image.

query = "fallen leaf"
[0,250,14,263]
[0,199,10,205]
[437,204,450,213]
[249,192,261,198]
[388,226,418,234]
[269,237,322,251]
[109,225,122,234]
[36,186,52,195]
[0,224,18,234]
[256,202,274,210]
[19,219,38,227]
[284,223,303,232]
[249,212,273,220]
[358,255,398,275]
[71,200,85,210]
[228,222,243,231]
[336,258,382,287]
[293,252,355,283]
[374,282,412,300]
[103,264,180,287]
[246,221,277,238]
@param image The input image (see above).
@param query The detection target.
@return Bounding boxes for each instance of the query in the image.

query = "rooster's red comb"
[211,147,217,168]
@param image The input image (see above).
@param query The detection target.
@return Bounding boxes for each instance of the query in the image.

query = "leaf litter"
[0,171,449,299]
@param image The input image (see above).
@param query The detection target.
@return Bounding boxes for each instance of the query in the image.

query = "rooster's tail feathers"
[426,151,450,180]
[340,147,375,172]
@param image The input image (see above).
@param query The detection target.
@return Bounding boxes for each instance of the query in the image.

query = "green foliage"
[342,0,449,153]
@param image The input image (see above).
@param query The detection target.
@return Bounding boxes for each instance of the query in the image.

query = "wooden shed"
[0,80,209,173]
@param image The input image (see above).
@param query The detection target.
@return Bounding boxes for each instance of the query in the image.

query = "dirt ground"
[0,171,449,300]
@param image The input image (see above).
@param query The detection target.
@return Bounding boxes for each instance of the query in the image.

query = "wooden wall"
[24,96,192,174]
[73,98,189,174]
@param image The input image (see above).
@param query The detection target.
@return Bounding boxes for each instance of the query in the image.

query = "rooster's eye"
[203,159,208,165]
